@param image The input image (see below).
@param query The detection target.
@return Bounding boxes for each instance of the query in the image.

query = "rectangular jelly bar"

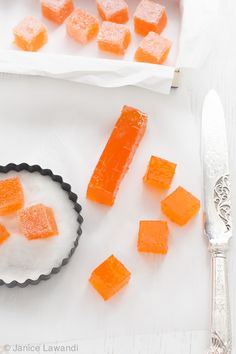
[87,105,147,206]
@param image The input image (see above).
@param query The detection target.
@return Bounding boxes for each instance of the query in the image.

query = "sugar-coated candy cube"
[13,16,48,52]
[97,21,131,55]
[134,0,167,36]
[135,32,171,64]
[87,105,147,206]
[96,0,129,24]
[161,186,200,226]
[0,177,24,216]
[66,8,99,44]
[138,220,169,254]
[18,204,58,240]
[41,0,74,24]
[144,155,176,190]
[0,225,10,245]
[89,255,131,300]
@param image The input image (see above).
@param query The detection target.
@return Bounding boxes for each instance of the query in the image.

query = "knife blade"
[202,90,232,353]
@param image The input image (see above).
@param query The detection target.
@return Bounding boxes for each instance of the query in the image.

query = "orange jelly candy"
[18,204,58,240]
[66,8,99,44]
[13,16,48,52]
[138,220,169,254]
[135,32,171,64]
[0,225,10,245]
[0,177,24,216]
[89,255,131,300]
[161,186,200,226]
[41,0,74,24]
[144,155,176,190]
[96,0,129,24]
[134,0,167,36]
[97,21,131,55]
[87,105,147,206]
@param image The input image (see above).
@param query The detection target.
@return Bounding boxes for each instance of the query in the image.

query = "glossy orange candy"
[13,16,48,52]
[0,177,24,216]
[89,255,131,300]
[144,155,176,190]
[41,0,74,24]
[138,220,169,254]
[161,186,200,226]
[98,21,131,55]
[87,105,147,206]
[134,0,167,36]
[135,32,171,64]
[66,8,99,44]
[18,204,58,240]
[96,0,129,23]
[0,225,10,245]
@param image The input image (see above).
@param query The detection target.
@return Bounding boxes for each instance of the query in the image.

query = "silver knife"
[202,90,232,353]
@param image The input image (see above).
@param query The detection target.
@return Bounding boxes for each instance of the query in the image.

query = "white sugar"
[0,171,80,284]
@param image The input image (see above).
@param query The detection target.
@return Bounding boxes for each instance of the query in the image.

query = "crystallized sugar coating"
[41,0,74,24]
[96,0,129,23]
[97,21,131,55]
[0,176,24,215]
[135,32,171,64]
[134,0,167,36]
[18,204,58,240]
[0,171,79,284]
[13,16,48,51]
[66,8,99,44]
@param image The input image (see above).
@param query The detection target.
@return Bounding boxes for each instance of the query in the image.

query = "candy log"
[87,105,147,206]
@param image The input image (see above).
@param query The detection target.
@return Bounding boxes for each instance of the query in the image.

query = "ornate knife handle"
[207,246,232,354]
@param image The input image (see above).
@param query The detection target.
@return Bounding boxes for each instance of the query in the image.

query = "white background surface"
[0,0,235,353]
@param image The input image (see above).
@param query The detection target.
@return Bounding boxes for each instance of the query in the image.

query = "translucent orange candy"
[89,255,131,300]
[96,0,129,24]
[13,16,48,52]
[134,0,167,36]
[0,225,10,245]
[98,21,131,55]
[18,204,58,240]
[138,220,169,254]
[87,105,147,206]
[66,8,99,44]
[161,186,200,226]
[144,155,176,190]
[135,32,171,64]
[0,177,24,216]
[41,0,74,24]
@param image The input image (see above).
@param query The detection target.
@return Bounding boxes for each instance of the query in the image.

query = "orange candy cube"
[87,105,147,206]
[97,21,131,55]
[13,16,48,52]
[144,155,176,190]
[134,0,167,36]
[0,225,10,245]
[135,32,171,64]
[0,177,24,216]
[89,255,131,300]
[41,0,74,24]
[96,0,129,24]
[161,186,200,226]
[18,204,58,240]
[66,8,99,44]
[138,220,169,254]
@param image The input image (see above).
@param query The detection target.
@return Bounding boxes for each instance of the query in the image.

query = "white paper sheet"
[0,0,219,94]
[0,74,210,345]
